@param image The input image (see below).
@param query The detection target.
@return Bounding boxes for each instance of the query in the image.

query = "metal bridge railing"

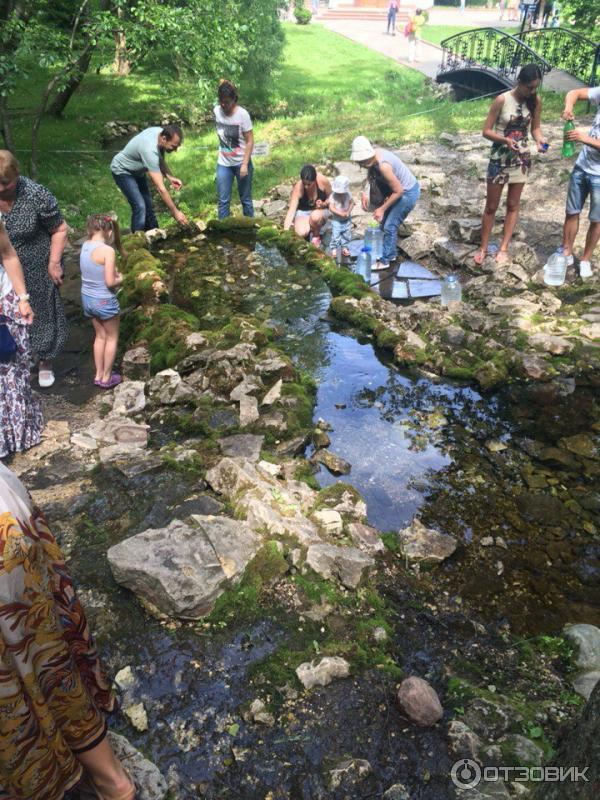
[438,28,552,86]
[520,27,600,86]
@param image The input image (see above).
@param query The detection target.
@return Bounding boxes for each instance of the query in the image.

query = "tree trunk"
[30,74,61,179]
[47,45,94,117]
[113,6,130,75]
[0,97,14,152]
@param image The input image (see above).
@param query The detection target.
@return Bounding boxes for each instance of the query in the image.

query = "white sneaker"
[579,260,593,279]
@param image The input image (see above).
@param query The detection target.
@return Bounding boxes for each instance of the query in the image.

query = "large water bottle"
[356,246,372,283]
[365,222,383,261]
[543,251,568,286]
[440,274,462,306]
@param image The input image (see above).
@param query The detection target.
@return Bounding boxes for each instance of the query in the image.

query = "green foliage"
[560,0,600,31]
[121,303,199,373]
[294,7,312,25]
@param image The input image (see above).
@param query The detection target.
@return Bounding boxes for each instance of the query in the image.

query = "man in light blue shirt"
[562,87,600,279]
[111,123,188,232]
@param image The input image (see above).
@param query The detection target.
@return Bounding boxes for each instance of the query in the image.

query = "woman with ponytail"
[473,64,547,265]
[80,214,124,388]
[214,80,254,219]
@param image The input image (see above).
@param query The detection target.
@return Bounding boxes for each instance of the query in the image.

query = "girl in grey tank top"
[80,214,123,388]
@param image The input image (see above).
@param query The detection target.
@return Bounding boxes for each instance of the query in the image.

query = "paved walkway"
[318,8,585,92]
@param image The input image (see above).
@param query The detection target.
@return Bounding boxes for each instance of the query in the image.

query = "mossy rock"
[313,482,364,511]
[120,232,148,252]
[330,297,379,334]
[122,303,199,374]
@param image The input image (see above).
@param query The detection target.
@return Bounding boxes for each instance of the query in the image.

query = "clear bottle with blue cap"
[356,246,372,283]
[365,222,383,262]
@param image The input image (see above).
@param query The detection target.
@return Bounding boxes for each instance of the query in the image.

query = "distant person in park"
[508,0,519,22]
[386,0,399,35]
[326,174,354,259]
[0,214,42,458]
[460,0,466,14]
[561,86,600,279]
[351,135,420,271]
[283,164,332,247]
[0,150,68,389]
[214,79,254,219]
[0,461,137,800]
[110,123,188,232]
[473,64,547,266]
[406,8,425,63]
[80,214,124,388]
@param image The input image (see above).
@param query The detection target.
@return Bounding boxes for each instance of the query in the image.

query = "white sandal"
[38,368,55,388]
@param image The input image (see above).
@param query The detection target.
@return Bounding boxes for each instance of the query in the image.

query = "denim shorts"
[81,294,120,320]
[566,166,600,222]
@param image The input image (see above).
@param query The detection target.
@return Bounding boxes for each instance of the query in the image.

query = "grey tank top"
[376,148,417,191]
[80,241,114,299]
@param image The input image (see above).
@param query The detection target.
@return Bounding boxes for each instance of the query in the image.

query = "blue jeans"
[566,166,600,222]
[381,182,420,264]
[387,8,397,33]
[330,217,352,250]
[112,172,158,232]
[216,161,254,219]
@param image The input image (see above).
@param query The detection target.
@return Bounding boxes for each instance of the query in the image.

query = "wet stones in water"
[275,434,309,457]
[398,518,457,564]
[312,427,331,448]
[295,656,350,689]
[396,676,443,727]
[311,449,351,475]
[560,434,599,461]
[515,492,566,525]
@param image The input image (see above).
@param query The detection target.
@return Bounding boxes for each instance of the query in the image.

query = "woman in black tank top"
[283,164,332,246]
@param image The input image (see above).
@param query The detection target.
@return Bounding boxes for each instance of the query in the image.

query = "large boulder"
[532,681,600,799]
[106,732,168,800]
[107,516,260,619]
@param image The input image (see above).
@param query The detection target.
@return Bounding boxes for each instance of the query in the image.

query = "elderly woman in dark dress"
[0,150,68,388]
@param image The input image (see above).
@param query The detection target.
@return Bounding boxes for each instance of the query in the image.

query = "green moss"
[313,482,364,512]
[293,459,320,490]
[121,303,199,374]
[380,531,399,552]
[376,327,402,350]
[207,541,289,626]
[330,297,378,334]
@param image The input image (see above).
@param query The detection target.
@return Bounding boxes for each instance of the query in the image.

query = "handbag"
[0,318,17,363]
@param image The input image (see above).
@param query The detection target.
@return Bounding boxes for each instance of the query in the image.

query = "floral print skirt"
[0,484,116,800]
[0,290,44,458]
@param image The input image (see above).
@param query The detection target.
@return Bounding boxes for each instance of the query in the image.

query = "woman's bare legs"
[76,738,135,799]
[474,182,504,265]
[497,182,525,260]
[294,216,311,238]
[100,316,120,383]
[308,209,327,242]
[91,317,106,382]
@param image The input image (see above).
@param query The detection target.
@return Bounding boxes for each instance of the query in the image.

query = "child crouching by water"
[327,175,354,259]
[80,214,123,388]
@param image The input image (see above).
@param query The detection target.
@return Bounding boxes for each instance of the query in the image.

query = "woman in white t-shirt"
[214,80,254,219]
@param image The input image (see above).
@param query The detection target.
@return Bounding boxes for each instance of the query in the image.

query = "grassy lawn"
[421,25,517,47]
[9,22,565,229]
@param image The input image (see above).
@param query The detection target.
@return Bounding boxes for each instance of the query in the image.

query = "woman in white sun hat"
[326,174,354,259]
[350,135,420,270]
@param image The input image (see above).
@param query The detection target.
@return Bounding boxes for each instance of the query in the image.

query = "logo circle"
[450,759,482,789]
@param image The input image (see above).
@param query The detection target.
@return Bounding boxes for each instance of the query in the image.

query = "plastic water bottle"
[440,274,462,306]
[562,120,576,158]
[543,251,568,286]
[356,246,372,283]
[365,222,383,262]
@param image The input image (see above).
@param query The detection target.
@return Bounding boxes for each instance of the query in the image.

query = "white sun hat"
[331,175,350,194]
[350,135,376,162]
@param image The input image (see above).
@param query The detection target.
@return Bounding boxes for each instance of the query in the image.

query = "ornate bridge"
[437,27,599,98]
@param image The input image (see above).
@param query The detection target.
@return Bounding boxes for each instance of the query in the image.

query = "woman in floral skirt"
[0,213,43,458]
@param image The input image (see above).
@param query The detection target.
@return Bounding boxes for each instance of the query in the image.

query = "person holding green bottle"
[561,87,600,280]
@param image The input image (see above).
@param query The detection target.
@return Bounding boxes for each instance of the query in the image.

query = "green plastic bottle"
[562,120,576,158]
